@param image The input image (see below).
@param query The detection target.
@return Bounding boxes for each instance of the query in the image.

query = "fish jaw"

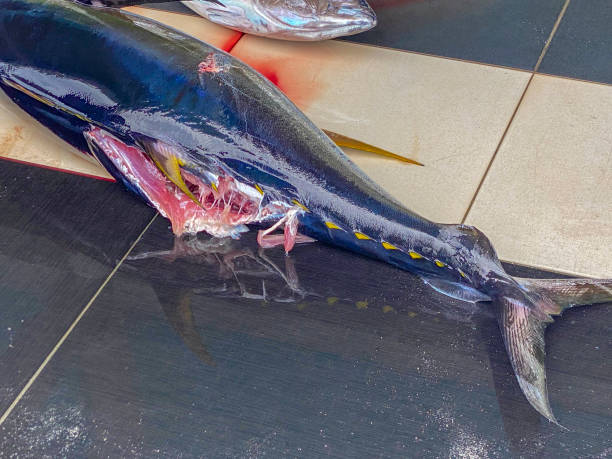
[182,0,376,40]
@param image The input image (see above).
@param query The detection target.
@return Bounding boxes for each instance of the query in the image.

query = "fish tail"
[493,276,612,426]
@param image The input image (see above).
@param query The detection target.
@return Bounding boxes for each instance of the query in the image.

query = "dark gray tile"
[539,0,612,84]
[344,0,566,70]
[144,1,567,71]
[0,160,155,412]
[1,220,609,457]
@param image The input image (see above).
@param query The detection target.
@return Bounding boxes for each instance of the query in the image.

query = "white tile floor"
[0,91,112,179]
[466,74,612,278]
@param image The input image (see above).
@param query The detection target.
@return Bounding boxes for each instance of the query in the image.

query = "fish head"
[84,125,299,239]
[255,0,378,40]
[183,0,376,40]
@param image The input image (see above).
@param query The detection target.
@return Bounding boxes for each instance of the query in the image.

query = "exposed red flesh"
[85,128,310,248]
[182,172,258,227]
[86,127,207,234]
[257,209,315,253]
[198,53,226,74]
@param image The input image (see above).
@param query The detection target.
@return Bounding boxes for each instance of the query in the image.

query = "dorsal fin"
[323,129,424,166]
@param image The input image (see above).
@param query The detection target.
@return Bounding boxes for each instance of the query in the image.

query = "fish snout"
[312,0,377,39]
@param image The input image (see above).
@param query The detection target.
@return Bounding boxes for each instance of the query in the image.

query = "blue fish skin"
[1,0,610,425]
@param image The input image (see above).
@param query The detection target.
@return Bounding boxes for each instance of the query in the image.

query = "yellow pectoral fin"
[149,149,201,206]
[323,129,424,166]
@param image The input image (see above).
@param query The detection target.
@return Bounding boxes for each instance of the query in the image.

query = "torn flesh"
[85,127,313,251]
[257,208,315,253]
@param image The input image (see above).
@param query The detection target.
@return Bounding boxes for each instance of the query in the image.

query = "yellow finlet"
[356,300,368,310]
[409,251,423,259]
[434,259,446,268]
[382,305,395,314]
[323,129,424,166]
[382,241,398,250]
[354,232,372,240]
[292,199,309,212]
[255,183,264,195]
[211,181,218,192]
[458,269,467,278]
[325,222,342,230]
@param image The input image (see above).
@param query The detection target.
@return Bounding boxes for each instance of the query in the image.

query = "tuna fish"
[78,0,377,40]
[181,0,377,41]
[0,0,609,426]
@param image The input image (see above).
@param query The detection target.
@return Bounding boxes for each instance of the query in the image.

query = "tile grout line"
[460,0,571,224]
[499,258,597,279]
[533,0,571,73]
[339,39,534,74]
[534,70,612,88]
[459,73,534,224]
[0,214,158,427]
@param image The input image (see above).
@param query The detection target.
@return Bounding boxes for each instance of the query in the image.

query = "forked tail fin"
[495,277,612,426]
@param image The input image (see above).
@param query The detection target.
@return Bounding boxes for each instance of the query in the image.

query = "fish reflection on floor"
[126,232,503,374]
[122,230,610,448]
[128,233,491,325]
[129,235,312,302]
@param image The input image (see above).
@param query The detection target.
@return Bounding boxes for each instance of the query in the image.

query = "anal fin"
[424,278,491,303]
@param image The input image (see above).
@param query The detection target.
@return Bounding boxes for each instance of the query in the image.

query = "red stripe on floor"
[221,32,244,53]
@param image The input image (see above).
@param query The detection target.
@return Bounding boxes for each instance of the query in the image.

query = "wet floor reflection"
[3,216,607,456]
[120,226,611,456]
[128,231,493,321]
[126,231,501,373]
